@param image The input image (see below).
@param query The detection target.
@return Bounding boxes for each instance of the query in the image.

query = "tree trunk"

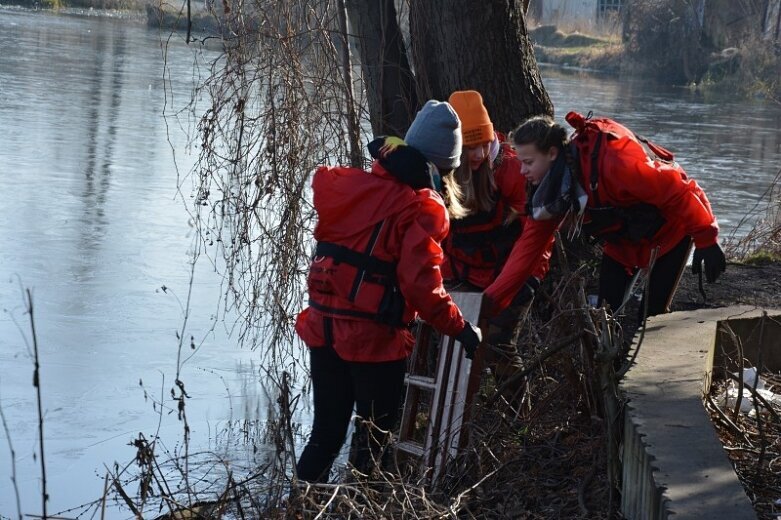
[344,0,418,137]
[336,0,363,168]
[409,0,552,133]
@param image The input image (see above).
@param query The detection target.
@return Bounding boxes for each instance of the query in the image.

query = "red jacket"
[295,162,466,362]
[485,148,718,314]
[442,142,552,289]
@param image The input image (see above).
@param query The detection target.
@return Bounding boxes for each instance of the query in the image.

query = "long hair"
[440,168,468,219]
[442,148,498,219]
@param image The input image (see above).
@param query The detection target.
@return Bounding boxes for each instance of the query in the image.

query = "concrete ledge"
[620,306,781,519]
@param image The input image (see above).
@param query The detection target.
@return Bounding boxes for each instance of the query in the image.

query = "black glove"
[511,277,541,307]
[692,243,726,283]
[456,320,483,360]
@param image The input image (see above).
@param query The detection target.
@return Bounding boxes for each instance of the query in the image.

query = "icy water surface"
[0,8,266,516]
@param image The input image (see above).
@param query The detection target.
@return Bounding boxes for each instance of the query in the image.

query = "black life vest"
[307,221,407,327]
[446,197,522,275]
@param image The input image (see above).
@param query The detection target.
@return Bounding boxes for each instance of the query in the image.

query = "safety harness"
[308,221,407,327]
[446,150,522,280]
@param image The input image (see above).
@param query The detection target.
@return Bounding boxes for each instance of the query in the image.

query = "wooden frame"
[396,291,484,483]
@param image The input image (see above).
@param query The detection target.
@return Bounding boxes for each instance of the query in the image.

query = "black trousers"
[597,236,692,319]
[295,339,407,483]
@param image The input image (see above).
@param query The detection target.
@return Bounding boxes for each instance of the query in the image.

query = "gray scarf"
[527,145,588,221]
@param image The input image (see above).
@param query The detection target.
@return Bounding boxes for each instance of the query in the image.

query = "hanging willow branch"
[186,0,371,360]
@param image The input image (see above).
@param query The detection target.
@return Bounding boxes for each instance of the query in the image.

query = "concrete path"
[620,306,781,519]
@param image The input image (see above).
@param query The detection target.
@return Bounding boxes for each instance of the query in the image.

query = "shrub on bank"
[724,171,781,263]
[621,0,708,84]
[701,38,781,103]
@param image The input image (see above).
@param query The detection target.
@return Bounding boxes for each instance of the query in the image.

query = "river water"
[0,8,266,517]
[0,7,780,518]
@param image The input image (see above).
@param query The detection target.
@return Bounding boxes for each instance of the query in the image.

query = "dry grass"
[701,37,781,104]
[723,170,781,263]
[533,43,623,73]
[90,266,628,519]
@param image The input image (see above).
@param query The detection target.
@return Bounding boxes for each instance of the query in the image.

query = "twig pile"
[705,316,781,520]
[93,270,626,519]
[429,271,622,519]
[706,377,781,520]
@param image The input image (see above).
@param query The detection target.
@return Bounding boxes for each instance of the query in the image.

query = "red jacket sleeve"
[396,191,466,337]
[495,151,554,282]
[529,230,555,281]
[606,155,719,248]
[484,217,560,315]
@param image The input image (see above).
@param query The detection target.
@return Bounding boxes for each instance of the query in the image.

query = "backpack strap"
[313,220,396,303]
[314,235,395,278]
[635,134,675,162]
[589,131,604,207]
[349,220,387,301]
[312,220,408,327]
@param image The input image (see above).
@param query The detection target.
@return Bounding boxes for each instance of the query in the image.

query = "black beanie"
[368,136,435,190]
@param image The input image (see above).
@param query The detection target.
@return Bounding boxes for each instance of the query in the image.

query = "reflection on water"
[0,9,268,516]
[0,8,780,518]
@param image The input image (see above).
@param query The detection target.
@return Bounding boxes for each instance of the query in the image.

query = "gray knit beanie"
[404,100,462,171]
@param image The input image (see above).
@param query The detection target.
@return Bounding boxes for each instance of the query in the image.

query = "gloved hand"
[692,243,726,283]
[456,320,483,360]
[512,277,541,307]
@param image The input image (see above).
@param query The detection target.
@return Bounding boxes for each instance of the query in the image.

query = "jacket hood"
[312,163,420,241]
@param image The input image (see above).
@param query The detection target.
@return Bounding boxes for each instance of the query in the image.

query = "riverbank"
[530,24,624,74]
[0,0,146,10]
[0,1,222,36]
[0,1,148,21]
[3,1,776,101]
[529,24,781,102]
[0,2,146,20]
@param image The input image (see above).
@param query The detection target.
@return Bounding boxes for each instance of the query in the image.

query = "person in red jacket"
[437,90,553,294]
[295,109,482,483]
[426,91,553,374]
[484,114,726,320]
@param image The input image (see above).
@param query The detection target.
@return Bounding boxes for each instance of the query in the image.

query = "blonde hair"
[448,148,498,217]
[440,172,467,219]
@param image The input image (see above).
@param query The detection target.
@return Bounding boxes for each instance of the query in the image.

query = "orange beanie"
[448,90,494,147]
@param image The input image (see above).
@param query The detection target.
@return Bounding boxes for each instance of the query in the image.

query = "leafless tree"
[187,0,551,356]
[345,0,552,135]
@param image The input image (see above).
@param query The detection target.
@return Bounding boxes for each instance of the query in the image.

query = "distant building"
[531,0,623,26]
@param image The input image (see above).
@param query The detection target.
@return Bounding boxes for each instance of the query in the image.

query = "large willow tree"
[187,0,552,356]
[346,0,551,135]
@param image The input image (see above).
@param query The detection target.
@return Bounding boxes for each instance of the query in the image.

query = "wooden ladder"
[396,291,484,483]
